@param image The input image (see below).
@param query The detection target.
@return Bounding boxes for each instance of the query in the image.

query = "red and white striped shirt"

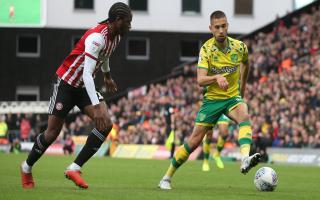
[56,23,121,88]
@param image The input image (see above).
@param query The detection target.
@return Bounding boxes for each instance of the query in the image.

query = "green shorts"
[195,96,244,127]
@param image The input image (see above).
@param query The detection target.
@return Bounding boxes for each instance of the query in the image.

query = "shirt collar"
[212,37,231,54]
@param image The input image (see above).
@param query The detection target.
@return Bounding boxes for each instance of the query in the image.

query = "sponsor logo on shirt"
[210,65,238,74]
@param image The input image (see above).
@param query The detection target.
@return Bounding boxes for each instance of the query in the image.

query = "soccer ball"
[254,167,278,191]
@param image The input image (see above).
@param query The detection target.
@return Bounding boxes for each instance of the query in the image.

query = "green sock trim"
[184,143,192,154]
[217,146,224,152]
[204,152,210,159]
[204,140,211,145]
[239,121,251,127]
[221,135,228,140]
[239,138,252,145]
[172,158,181,168]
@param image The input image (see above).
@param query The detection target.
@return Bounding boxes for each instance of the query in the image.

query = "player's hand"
[104,77,118,93]
[216,75,228,91]
[93,103,108,131]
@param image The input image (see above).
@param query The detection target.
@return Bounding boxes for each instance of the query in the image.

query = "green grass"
[0,0,41,25]
[0,153,319,200]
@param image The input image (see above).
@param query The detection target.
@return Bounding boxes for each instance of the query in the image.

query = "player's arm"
[197,68,228,90]
[101,59,117,93]
[83,33,105,105]
[83,33,108,130]
[240,43,250,98]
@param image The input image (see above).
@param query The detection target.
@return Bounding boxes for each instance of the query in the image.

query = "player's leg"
[159,98,219,189]
[21,116,64,189]
[20,78,72,189]
[213,116,229,169]
[202,130,212,171]
[65,90,112,189]
[227,102,261,174]
[159,124,210,189]
[72,101,112,167]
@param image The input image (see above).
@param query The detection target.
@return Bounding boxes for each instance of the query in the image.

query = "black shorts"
[48,77,104,118]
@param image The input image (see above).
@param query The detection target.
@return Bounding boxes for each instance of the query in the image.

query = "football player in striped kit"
[20,2,132,189]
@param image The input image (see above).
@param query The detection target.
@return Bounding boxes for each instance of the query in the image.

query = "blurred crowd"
[1,6,319,149]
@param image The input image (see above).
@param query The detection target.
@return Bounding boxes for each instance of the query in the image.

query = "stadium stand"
[1,4,320,151]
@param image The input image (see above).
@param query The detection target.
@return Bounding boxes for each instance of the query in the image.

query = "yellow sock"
[214,135,225,157]
[238,121,252,158]
[203,139,211,161]
[165,143,191,177]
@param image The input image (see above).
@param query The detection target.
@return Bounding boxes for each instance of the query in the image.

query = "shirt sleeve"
[83,56,100,105]
[84,33,105,60]
[242,42,249,63]
[83,33,105,106]
[197,45,209,70]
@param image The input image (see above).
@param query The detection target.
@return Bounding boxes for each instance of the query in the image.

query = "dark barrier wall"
[0,29,210,101]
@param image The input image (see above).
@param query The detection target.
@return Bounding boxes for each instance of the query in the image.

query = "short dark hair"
[210,10,226,21]
[108,2,132,22]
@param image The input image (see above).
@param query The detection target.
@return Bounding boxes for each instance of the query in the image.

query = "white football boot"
[241,153,261,174]
[158,178,172,190]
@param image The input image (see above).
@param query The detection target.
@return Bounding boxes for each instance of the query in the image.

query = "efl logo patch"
[91,41,101,53]
[55,102,63,110]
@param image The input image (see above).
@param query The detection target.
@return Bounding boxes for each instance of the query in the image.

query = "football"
[254,167,278,191]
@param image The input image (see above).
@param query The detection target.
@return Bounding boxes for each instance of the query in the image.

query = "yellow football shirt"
[198,36,248,100]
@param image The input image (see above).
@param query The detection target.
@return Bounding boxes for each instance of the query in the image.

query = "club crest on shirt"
[55,102,63,110]
[199,113,206,121]
[231,54,238,62]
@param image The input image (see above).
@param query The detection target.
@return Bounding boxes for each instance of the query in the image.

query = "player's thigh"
[76,89,107,119]
[83,101,109,120]
[218,123,229,137]
[227,102,250,124]
[217,114,230,136]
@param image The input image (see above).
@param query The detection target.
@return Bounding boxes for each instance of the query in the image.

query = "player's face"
[116,15,132,36]
[209,17,228,43]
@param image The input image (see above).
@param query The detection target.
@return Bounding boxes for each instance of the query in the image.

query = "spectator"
[20,116,31,141]
[0,115,8,142]
[63,134,75,155]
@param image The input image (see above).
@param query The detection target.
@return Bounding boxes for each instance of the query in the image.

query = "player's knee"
[96,119,113,137]
[189,134,203,149]
[220,128,229,136]
[239,113,250,122]
[46,127,62,144]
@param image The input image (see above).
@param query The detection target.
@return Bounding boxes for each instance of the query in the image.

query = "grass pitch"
[0,153,319,200]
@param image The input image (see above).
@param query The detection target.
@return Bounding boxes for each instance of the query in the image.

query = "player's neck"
[215,39,228,53]
[107,22,117,40]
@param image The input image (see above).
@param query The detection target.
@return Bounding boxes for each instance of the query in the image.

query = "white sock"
[241,155,249,162]
[163,175,171,181]
[21,161,32,173]
[67,162,81,171]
